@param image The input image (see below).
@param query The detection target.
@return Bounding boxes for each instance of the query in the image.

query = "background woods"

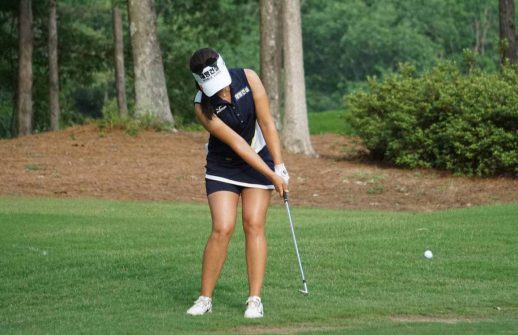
[0,0,516,159]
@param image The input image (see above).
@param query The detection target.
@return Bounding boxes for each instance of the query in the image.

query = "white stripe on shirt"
[206,174,274,189]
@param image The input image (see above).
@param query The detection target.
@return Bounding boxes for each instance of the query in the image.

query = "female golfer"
[186,48,289,318]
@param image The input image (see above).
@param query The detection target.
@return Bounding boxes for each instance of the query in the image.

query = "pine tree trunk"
[260,0,282,130]
[112,5,128,118]
[281,0,316,156]
[48,0,60,131]
[127,0,173,124]
[499,0,517,63]
[17,0,33,136]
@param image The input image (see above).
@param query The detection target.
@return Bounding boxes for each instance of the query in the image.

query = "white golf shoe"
[244,296,263,318]
[186,296,212,316]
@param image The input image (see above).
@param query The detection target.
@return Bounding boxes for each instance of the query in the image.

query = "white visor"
[192,54,231,97]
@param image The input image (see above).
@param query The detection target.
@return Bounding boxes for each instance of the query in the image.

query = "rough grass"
[0,197,517,334]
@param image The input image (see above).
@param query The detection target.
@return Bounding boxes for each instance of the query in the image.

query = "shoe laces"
[246,297,261,309]
[194,296,211,307]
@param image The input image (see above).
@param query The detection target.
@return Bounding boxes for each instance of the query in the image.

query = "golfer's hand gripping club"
[275,163,290,185]
[283,192,309,295]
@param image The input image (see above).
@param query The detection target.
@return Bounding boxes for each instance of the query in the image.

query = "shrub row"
[346,61,518,176]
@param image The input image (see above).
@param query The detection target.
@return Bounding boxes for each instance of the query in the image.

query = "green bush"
[346,61,518,176]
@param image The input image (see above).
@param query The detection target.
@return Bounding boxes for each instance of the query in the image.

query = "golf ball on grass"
[424,250,433,259]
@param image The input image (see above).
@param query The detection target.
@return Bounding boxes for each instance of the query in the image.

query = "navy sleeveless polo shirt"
[193,68,274,190]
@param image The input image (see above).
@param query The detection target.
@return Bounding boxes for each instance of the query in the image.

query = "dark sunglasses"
[192,56,218,74]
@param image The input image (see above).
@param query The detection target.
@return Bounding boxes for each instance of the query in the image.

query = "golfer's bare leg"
[241,188,271,297]
[200,191,239,297]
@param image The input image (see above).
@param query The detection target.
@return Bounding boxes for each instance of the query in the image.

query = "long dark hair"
[190,48,219,120]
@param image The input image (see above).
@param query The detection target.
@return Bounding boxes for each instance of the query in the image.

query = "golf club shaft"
[283,192,308,292]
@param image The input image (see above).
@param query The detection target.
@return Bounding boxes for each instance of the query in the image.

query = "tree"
[127,0,173,124]
[17,0,33,136]
[48,0,60,131]
[282,0,315,156]
[499,0,517,63]
[112,3,128,118]
[473,7,491,55]
[260,0,282,130]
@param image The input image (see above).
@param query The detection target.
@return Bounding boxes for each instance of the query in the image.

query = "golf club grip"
[283,191,289,202]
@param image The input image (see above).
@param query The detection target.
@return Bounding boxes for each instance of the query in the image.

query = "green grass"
[308,109,352,135]
[178,109,351,135]
[1,197,517,334]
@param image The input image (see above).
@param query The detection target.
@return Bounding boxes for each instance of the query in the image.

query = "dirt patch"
[0,124,517,211]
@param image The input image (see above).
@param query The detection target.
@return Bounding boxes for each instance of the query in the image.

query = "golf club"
[283,192,309,295]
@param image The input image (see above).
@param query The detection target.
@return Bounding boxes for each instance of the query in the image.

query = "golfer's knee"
[211,223,234,241]
[243,218,265,236]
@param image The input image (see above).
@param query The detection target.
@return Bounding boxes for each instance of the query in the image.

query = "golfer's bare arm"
[244,69,284,166]
[194,103,283,192]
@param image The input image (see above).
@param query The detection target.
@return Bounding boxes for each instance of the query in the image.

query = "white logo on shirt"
[215,105,228,114]
[234,86,250,101]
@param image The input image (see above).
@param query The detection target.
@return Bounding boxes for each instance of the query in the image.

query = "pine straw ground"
[1,124,517,211]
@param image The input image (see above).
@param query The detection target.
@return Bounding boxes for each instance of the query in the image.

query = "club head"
[299,282,309,295]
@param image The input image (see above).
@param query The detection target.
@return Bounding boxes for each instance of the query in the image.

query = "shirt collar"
[210,85,234,106]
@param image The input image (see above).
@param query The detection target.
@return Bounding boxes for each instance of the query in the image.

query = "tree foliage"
[302,0,503,111]
[0,1,18,137]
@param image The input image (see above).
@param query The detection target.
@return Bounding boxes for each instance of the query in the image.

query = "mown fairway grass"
[308,110,352,135]
[1,197,517,334]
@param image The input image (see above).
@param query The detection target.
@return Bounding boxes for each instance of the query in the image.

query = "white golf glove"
[274,163,290,185]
